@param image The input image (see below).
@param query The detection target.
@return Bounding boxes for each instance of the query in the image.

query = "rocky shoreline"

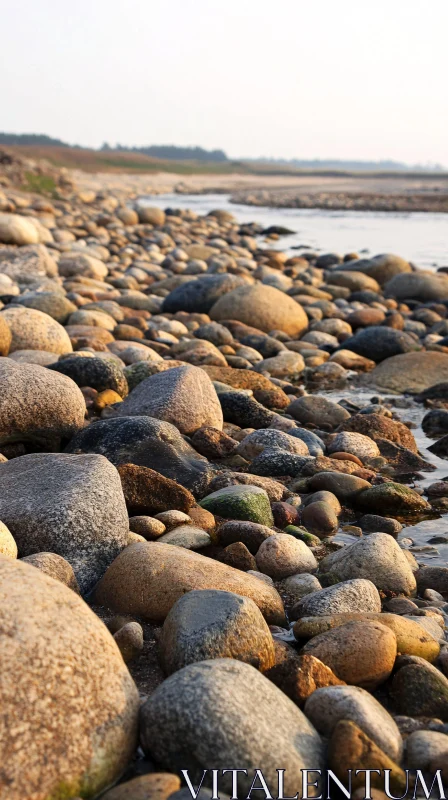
[231,188,448,214]
[0,187,448,798]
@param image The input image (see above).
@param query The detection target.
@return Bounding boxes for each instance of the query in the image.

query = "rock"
[329,720,407,795]
[140,659,323,795]
[49,355,128,397]
[328,431,380,460]
[117,463,194,515]
[218,391,276,429]
[291,579,381,620]
[308,471,371,501]
[219,541,257,570]
[293,613,440,662]
[0,358,85,447]
[283,573,322,602]
[217,520,274,554]
[359,514,403,535]
[256,533,317,579]
[59,252,108,280]
[158,525,211,550]
[392,662,448,720]
[190,426,238,459]
[129,516,166,539]
[137,205,166,225]
[427,434,448,459]
[356,483,431,514]
[329,349,376,372]
[339,412,417,452]
[385,271,448,301]
[114,364,223,434]
[207,471,287,502]
[8,348,59,365]
[0,521,17,558]
[200,485,274,526]
[159,589,275,674]
[163,274,248,314]
[376,438,434,476]
[113,621,144,663]
[302,619,397,689]
[236,428,309,460]
[415,566,448,597]
[288,396,350,428]
[93,542,286,625]
[16,291,77,323]
[0,314,11,355]
[0,453,129,593]
[364,352,448,394]
[249,448,310,477]
[405,730,448,771]
[327,270,380,293]
[422,409,448,437]
[301,502,338,537]
[304,685,402,761]
[266,654,345,706]
[318,532,417,596]
[1,306,72,354]
[66,416,214,496]
[0,243,57,283]
[21,551,80,593]
[0,212,40,244]
[154,510,192,530]
[341,327,420,363]
[101,773,181,800]
[254,350,305,378]
[211,283,308,338]
[0,557,139,799]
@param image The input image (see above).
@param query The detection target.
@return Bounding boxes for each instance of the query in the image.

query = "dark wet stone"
[359,515,403,535]
[49,355,128,397]
[218,392,276,429]
[65,416,214,496]
[422,410,448,438]
[162,275,247,314]
[341,327,421,363]
[249,448,310,477]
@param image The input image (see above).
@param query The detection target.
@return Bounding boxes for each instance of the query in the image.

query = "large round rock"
[159,589,275,674]
[0,358,86,447]
[66,416,214,496]
[0,557,139,799]
[318,532,416,596]
[114,365,223,434]
[364,352,448,394]
[384,271,448,302]
[210,284,308,337]
[93,542,285,625]
[162,274,248,314]
[1,306,73,354]
[140,659,323,796]
[0,453,129,593]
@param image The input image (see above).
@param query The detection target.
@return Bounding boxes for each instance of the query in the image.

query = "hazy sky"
[2,0,447,164]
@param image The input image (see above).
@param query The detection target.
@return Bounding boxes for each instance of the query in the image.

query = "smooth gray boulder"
[140,659,324,795]
[291,579,381,619]
[159,589,275,674]
[0,453,129,593]
[318,532,416,596]
[0,357,85,447]
[113,364,223,434]
[305,685,402,761]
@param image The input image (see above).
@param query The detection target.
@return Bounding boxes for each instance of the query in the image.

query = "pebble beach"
[0,183,448,798]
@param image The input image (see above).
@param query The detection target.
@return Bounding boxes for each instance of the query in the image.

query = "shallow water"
[142,192,448,271]
[142,192,448,567]
[322,387,448,568]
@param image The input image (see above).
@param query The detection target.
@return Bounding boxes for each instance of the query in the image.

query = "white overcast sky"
[1,0,447,164]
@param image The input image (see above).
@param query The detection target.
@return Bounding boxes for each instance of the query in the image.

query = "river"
[143,192,448,271]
